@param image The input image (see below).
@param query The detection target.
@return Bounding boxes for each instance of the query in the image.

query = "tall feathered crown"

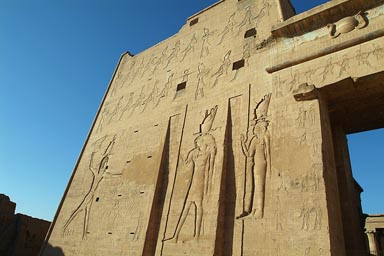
[199,105,218,134]
[253,93,271,124]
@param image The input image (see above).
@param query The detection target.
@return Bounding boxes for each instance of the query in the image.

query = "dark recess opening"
[244,28,257,38]
[190,18,199,26]
[232,59,245,70]
[176,82,187,91]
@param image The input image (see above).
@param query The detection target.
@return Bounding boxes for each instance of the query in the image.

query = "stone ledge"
[271,0,384,38]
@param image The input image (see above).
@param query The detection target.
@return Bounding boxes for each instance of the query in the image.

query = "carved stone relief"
[336,54,351,78]
[165,40,181,68]
[141,80,159,112]
[275,196,283,231]
[128,87,146,118]
[327,11,368,38]
[166,106,218,243]
[297,106,315,129]
[195,63,210,100]
[211,50,232,88]
[131,57,145,83]
[356,48,373,68]
[237,6,255,35]
[372,43,384,60]
[272,75,286,99]
[62,136,121,239]
[231,42,251,82]
[298,200,322,231]
[141,54,155,78]
[254,0,272,24]
[153,46,168,73]
[200,28,215,58]
[287,70,300,92]
[218,13,236,45]
[181,34,197,62]
[110,71,124,97]
[107,96,125,123]
[96,103,111,134]
[237,93,271,219]
[319,57,336,83]
[155,73,174,107]
[117,92,135,121]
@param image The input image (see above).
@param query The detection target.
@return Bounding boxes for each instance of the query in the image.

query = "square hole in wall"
[233,59,245,70]
[176,82,187,91]
[190,18,199,26]
[244,28,257,38]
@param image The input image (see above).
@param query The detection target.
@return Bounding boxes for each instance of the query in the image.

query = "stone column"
[366,230,378,256]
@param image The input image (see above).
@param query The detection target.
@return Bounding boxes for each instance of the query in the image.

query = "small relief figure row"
[273,44,384,98]
[218,0,271,45]
[110,1,272,94]
[96,75,175,133]
[99,47,249,134]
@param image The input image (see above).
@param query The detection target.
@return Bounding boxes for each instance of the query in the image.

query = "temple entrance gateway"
[41,0,384,255]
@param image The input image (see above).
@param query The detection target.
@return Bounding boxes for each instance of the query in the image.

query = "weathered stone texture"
[42,0,384,255]
[0,194,51,256]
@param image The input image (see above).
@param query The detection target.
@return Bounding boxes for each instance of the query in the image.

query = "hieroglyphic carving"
[167,106,218,243]
[301,165,320,192]
[128,87,146,118]
[218,13,236,45]
[231,42,251,82]
[153,47,168,73]
[110,71,124,97]
[211,50,232,88]
[131,57,145,83]
[276,170,290,194]
[336,54,351,78]
[299,200,322,231]
[295,132,307,145]
[297,106,315,129]
[91,135,107,150]
[113,59,136,90]
[182,69,190,83]
[117,92,135,121]
[287,70,300,92]
[195,63,210,100]
[107,96,125,123]
[141,80,159,112]
[237,6,255,35]
[275,196,283,231]
[327,11,368,38]
[304,68,316,85]
[237,94,271,219]
[155,73,174,107]
[142,54,155,78]
[200,28,215,58]
[254,0,271,23]
[319,57,336,82]
[165,40,181,68]
[372,43,384,60]
[272,75,286,98]
[62,136,121,239]
[96,104,110,133]
[181,34,197,61]
[243,41,252,67]
[356,48,372,68]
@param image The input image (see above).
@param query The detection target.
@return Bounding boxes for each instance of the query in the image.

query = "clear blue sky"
[0,0,382,221]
